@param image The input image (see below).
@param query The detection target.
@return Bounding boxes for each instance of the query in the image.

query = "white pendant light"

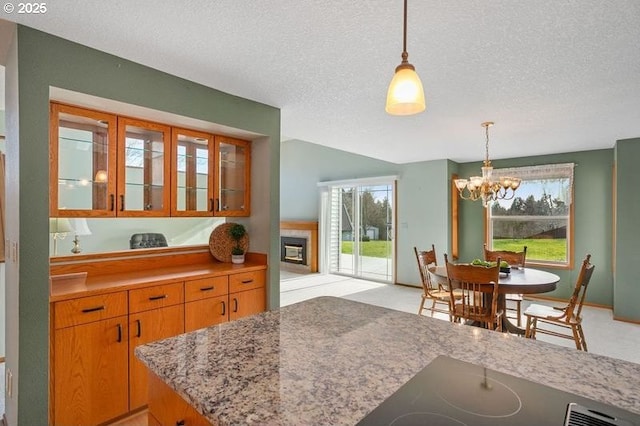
[386,0,425,116]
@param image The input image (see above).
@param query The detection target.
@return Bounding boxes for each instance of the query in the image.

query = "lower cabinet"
[129,304,185,410]
[128,282,185,410]
[148,372,211,426]
[229,270,267,320]
[52,293,129,426]
[230,286,266,320]
[184,276,229,332]
[51,267,266,425]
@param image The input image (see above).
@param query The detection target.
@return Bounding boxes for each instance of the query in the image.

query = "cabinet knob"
[176,420,185,426]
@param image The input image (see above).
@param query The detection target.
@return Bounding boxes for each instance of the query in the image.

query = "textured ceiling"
[3,0,640,163]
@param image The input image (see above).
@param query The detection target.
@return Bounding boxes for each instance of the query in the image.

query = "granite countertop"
[135,296,640,425]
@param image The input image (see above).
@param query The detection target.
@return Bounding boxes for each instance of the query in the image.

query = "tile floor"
[280,270,640,365]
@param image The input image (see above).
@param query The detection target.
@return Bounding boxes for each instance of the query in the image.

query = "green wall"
[613,138,640,321]
[280,139,399,219]
[281,140,619,308]
[6,25,280,425]
[457,149,614,305]
[280,140,453,286]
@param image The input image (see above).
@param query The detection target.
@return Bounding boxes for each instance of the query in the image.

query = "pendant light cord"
[402,0,408,62]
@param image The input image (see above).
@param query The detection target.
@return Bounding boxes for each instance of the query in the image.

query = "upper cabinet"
[117,117,171,216]
[214,136,251,216]
[50,103,117,217]
[51,103,251,218]
[171,128,214,216]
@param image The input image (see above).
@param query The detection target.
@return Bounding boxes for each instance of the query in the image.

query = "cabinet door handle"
[148,294,167,301]
[110,194,115,211]
[209,198,214,212]
[221,300,226,316]
[215,198,220,212]
[241,279,253,284]
[136,319,141,338]
[81,305,105,313]
[176,420,185,426]
[116,324,122,342]
[200,286,214,292]
[233,298,238,313]
[119,194,125,211]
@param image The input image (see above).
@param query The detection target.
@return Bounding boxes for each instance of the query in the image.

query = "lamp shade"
[69,218,92,236]
[385,67,426,115]
[49,218,73,234]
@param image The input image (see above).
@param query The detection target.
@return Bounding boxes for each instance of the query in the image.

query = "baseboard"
[524,294,612,310]
[612,315,640,325]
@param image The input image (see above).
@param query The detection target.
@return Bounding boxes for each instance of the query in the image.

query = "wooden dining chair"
[524,254,595,351]
[484,244,527,326]
[444,253,504,331]
[414,246,459,321]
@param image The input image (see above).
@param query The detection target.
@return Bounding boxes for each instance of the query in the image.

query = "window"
[487,163,574,267]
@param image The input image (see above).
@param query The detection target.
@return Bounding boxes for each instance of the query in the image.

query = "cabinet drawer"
[129,282,184,314]
[185,276,228,302]
[54,291,128,329]
[229,270,265,293]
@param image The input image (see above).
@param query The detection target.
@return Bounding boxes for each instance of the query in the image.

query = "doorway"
[322,178,395,283]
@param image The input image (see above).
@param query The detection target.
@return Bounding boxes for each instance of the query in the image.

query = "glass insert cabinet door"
[171,128,214,216]
[50,103,117,217]
[214,136,251,217]
[117,117,171,216]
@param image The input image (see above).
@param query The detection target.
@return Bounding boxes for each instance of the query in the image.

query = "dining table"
[429,264,560,335]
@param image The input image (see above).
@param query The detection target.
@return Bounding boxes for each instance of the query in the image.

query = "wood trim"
[451,174,459,260]
[280,221,319,272]
[280,221,318,231]
[50,246,214,276]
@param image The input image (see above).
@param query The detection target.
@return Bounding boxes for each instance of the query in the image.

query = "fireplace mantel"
[280,221,318,272]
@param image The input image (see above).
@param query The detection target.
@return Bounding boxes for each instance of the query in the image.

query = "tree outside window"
[487,163,574,266]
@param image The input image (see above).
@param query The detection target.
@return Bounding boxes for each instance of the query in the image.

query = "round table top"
[429,265,559,295]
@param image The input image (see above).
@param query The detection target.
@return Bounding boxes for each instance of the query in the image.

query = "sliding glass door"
[325,179,395,282]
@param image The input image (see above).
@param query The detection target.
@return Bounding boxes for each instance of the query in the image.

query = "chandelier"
[454,122,521,207]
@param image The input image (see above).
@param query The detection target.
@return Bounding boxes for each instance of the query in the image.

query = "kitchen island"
[135,296,640,425]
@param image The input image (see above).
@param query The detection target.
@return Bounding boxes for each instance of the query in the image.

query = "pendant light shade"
[386,64,425,115]
[386,0,425,116]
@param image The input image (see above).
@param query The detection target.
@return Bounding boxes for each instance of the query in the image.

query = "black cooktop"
[357,356,639,426]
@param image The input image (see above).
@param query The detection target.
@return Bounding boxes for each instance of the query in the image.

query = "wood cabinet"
[49,103,117,217]
[148,372,211,426]
[184,271,266,331]
[185,276,229,332]
[50,262,266,425]
[52,292,129,426]
[128,282,185,410]
[117,117,171,216]
[214,136,251,216]
[171,128,215,216]
[50,102,252,218]
[229,270,266,320]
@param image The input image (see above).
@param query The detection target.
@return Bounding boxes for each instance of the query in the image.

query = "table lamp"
[69,218,92,254]
[49,218,73,256]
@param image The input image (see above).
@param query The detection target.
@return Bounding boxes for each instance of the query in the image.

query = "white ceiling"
[3,0,640,163]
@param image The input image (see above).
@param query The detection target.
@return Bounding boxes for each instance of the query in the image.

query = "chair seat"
[524,303,579,324]
[428,289,451,299]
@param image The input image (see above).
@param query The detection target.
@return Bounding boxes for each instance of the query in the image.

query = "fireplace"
[281,236,307,265]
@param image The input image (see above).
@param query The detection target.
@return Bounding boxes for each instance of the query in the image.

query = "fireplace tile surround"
[280,221,318,273]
